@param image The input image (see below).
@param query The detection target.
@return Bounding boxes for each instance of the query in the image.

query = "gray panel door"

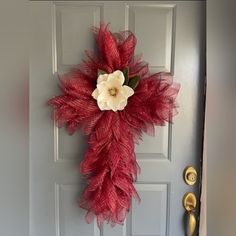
[30,1,205,236]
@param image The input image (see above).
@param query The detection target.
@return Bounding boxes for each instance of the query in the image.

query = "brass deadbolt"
[184,166,197,185]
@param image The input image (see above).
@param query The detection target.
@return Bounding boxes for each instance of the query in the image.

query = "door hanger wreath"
[48,23,180,227]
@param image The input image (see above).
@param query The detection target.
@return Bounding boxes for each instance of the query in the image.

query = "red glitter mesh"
[48,23,180,227]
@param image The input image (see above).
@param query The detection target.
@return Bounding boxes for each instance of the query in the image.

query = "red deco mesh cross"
[48,23,180,227]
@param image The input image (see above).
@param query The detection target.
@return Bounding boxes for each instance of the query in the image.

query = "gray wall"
[207,0,236,235]
[0,0,29,236]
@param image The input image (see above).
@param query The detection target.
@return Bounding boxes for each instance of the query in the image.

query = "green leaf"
[128,75,140,90]
[97,69,107,76]
[123,67,129,85]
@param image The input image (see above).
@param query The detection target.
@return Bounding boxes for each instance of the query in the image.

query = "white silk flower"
[92,70,134,112]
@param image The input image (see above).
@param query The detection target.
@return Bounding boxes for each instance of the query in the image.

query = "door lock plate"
[184,166,197,185]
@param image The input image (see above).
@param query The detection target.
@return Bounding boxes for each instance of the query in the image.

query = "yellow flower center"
[109,87,118,96]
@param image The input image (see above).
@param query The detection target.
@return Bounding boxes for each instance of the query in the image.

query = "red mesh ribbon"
[48,23,180,226]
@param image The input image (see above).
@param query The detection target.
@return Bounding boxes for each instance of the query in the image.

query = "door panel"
[55,4,103,70]
[30,1,205,236]
[131,184,168,236]
[128,4,174,72]
[57,129,87,162]
[55,184,100,236]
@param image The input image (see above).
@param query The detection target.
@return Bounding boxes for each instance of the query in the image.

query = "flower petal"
[107,99,119,112]
[97,74,109,84]
[117,99,127,110]
[107,70,125,86]
[107,96,126,112]
[113,70,125,85]
[92,88,99,99]
[97,90,111,103]
[97,100,109,110]
[121,85,134,98]
[97,82,108,93]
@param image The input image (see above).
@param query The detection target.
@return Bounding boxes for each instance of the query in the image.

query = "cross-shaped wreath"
[48,23,180,227]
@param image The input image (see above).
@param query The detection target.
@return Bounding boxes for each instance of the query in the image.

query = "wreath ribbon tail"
[79,115,139,226]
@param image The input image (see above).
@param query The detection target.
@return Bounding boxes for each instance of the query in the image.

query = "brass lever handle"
[186,211,196,236]
[183,192,197,236]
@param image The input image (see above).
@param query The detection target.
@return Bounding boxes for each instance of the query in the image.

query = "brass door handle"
[183,192,197,236]
[186,211,196,236]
